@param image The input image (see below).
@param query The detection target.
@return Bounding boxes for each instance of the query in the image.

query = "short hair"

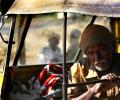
[48,32,60,43]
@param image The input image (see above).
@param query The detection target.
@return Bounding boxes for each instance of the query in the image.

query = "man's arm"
[71,88,95,100]
[71,73,120,100]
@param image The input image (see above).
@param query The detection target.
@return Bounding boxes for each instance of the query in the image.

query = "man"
[70,24,120,100]
[39,32,62,64]
[67,29,81,62]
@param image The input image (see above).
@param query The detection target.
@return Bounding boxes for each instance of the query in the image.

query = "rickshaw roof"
[4,0,120,17]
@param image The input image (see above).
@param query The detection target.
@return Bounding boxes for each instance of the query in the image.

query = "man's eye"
[86,51,94,56]
[100,47,106,52]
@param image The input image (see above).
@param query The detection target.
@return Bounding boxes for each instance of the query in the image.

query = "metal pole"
[13,15,32,66]
[1,15,16,99]
[68,79,110,87]
[62,12,67,100]
[5,15,16,66]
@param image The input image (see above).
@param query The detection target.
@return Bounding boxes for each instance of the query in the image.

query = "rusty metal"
[1,14,16,100]
[5,15,16,66]
[68,78,120,87]
[13,15,32,66]
[62,12,67,100]
[68,79,109,87]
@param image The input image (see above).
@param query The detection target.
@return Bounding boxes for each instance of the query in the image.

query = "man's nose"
[95,51,102,61]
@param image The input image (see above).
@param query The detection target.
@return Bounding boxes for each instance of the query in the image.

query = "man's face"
[85,43,112,71]
[49,38,58,50]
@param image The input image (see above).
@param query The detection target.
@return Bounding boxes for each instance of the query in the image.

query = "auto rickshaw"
[0,0,120,100]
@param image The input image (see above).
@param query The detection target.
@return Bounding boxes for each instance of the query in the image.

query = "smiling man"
[69,24,120,100]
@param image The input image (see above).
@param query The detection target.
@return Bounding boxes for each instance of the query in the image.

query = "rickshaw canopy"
[0,0,119,17]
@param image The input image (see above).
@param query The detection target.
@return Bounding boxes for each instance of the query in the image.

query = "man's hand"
[91,73,120,94]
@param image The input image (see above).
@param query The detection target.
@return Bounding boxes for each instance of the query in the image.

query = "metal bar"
[109,18,114,33]
[88,16,97,26]
[5,15,16,67]
[68,78,120,87]
[62,12,67,100]
[56,77,120,87]
[74,49,81,62]
[0,0,15,15]
[13,15,32,66]
[74,16,97,62]
[68,79,109,87]
[109,18,120,53]
[1,14,16,100]
[17,15,26,65]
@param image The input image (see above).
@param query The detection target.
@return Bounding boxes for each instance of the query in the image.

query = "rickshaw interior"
[0,0,120,100]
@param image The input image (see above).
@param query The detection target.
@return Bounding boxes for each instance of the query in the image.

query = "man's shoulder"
[41,46,51,52]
